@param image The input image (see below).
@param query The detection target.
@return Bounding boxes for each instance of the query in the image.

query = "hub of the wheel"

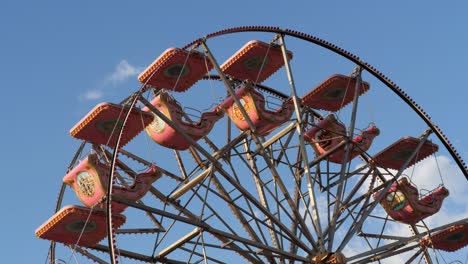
[310,252,346,264]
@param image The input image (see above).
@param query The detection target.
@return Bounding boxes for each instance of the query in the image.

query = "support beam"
[158,228,201,258]
[243,138,281,250]
[171,168,213,199]
[327,67,363,251]
[279,34,325,252]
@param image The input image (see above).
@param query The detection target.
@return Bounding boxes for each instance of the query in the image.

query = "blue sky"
[1,1,467,263]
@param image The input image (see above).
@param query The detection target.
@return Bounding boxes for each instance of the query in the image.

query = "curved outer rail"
[186,26,467,180]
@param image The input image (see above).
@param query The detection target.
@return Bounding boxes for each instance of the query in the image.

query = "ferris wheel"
[36,27,468,264]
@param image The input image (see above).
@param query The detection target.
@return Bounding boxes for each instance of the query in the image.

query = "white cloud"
[105,60,142,85]
[413,156,468,228]
[423,203,468,227]
[403,155,467,203]
[79,60,142,101]
[79,89,103,101]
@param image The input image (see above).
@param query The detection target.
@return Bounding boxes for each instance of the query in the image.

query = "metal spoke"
[327,68,363,251]
[114,196,310,262]
[279,34,325,253]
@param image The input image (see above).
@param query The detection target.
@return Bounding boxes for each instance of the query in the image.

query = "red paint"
[35,205,126,247]
[63,154,162,212]
[374,177,449,225]
[70,102,154,147]
[304,115,379,163]
[301,74,370,112]
[420,223,468,252]
[138,48,212,92]
[221,40,293,83]
[373,137,439,170]
[144,91,224,150]
[220,83,294,136]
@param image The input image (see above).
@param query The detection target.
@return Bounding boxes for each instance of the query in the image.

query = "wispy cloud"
[79,60,142,101]
[105,60,142,85]
[79,89,104,101]
[404,155,465,202]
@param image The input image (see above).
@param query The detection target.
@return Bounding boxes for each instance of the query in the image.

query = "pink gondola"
[63,154,161,213]
[420,223,468,252]
[35,205,126,247]
[138,48,212,92]
[373,137,439,170]
[221,40,293,83]
[144,90,224,150]
[70,102,154,147]
[304,115,379,163]
[301,74,370,112]
[219,82,294,136]
[374,177,449,225]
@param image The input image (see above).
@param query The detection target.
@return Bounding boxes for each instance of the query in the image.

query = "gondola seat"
[219,82,294,136]
[304,115,379,163]
[63,154,161,213]
[144,91,224,150]
[374,177,449,224]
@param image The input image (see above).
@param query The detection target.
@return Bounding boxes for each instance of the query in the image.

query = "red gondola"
[63,154,161,213]
[144,90,224,150]
[374,177,449,224]
[219,82,294,136]
[304,115,379,163]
